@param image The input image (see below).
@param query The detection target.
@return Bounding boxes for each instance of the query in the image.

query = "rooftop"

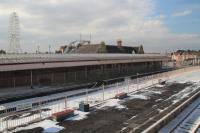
[0,54,169,72]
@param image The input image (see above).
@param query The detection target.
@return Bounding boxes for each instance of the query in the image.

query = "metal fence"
[0,66,199,132]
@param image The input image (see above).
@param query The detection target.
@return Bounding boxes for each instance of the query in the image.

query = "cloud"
[0,0,199,53]
[172,9,192,17]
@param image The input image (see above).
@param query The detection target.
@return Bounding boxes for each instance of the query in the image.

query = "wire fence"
[0,66,199,132]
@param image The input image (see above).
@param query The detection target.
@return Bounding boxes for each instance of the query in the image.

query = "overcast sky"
[0,0,200,53]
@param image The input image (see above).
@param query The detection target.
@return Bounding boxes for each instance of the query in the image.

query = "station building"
[0,53,169,89]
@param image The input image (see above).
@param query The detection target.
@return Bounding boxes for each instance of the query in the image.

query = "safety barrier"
[0,66,199,132]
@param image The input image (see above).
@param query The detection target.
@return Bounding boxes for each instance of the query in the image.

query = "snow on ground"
[2,67,200,132]
[168,69,200,83]
[120,126,128,132]
[66,110,89,121]
[96,99,126,109]
[170,82,200,104]
[157,109,164,113]
[158,68,200,133]
[128,115,137,120]
[159,96,200,133]
[155,84,165,88]
[155,99,163,102]
[10,119,64,133]
[0,78,158,132]
[145,90,163,95]
[129,94,149,100]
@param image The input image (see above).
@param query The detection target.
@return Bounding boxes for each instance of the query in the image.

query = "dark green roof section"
[65,44,144,54]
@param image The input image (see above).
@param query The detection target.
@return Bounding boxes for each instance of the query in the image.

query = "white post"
[6,108,8,132]
[117,82,119,94]
[137,73,139,90]
[65,96,67,109]
[0,117,1,132]
[102,83,105,101]
[30,70,33,87]
[86,88,88,104]
[39,98,42,119]
[127,79,129,93]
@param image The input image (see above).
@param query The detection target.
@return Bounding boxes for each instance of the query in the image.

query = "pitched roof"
[65,44,144,54]
[73,44,102,53]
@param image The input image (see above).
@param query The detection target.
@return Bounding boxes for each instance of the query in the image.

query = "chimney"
[117,39,122,48]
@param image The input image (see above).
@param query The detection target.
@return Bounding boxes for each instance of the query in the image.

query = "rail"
[141,85,200,133]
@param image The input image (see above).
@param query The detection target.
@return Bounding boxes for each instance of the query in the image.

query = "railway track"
[158,90,200,133]
[170,100,200,133]
[193,124,200,133]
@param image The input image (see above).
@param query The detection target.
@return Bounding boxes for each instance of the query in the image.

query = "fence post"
[65,96,67,109]
[137,73,139,90]
[102,83,105,101]
[39,98,42,119]
[86,88,89,104]
[6,109,8,132]
[117,82,120,94]
[30,70,33,88]
[127,79,130,93]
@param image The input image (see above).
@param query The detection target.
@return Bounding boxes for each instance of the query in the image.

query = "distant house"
[171,50,200,66]
[61,40,144,54]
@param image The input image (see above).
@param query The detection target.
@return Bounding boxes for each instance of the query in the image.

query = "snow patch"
[155,99,163,102]
[155,84,165,88]
[129,115,137,120]
[96,99,126,109]
[19,113,31,118]
[147,90,162,94]
[120,127,127,131]
[171,83,200,104]
[159,96,200,133]
[168,70,200,83]
[129,94,148,100]
[66,110,89,121]
[10,119,64,133]
[157,109,164,113]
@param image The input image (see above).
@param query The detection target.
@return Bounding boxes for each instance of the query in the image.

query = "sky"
[0,0,200,53]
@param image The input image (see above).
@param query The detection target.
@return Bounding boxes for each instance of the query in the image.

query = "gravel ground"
[14,82,197,133]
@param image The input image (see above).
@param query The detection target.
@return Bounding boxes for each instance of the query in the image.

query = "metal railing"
[0,66,199,132]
